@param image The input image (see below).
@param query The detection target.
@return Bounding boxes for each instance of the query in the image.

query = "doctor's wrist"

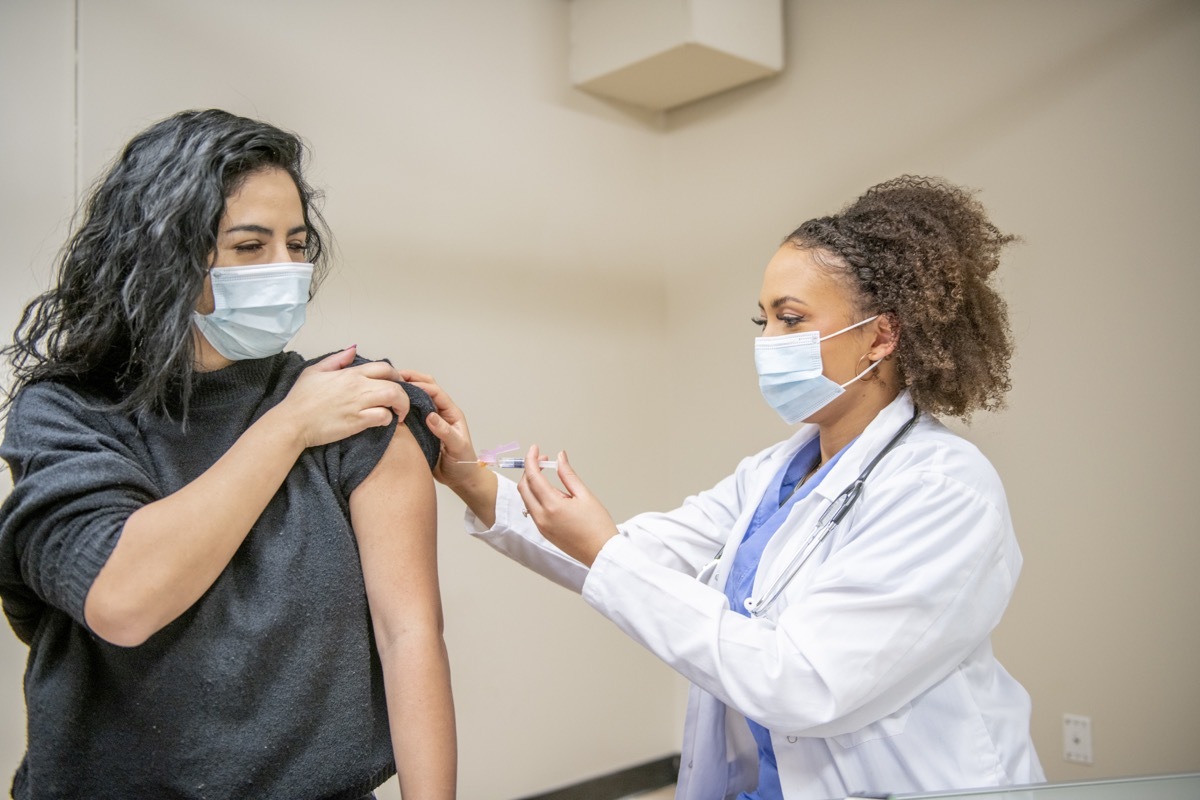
[445,468,499,525]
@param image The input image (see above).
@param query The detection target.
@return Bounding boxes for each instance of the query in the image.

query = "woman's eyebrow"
[222,224,272,236]
[220,224,309,236]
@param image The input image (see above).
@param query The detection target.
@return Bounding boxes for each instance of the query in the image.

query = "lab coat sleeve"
[466,459,751,593]
[466,476,590,593]
[581,463,1020,738]
[613,465,748,577]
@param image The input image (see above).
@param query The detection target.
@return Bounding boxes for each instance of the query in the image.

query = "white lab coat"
[467,393,1044,799]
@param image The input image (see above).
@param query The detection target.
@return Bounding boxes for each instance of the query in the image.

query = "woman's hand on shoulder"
[274,346,411,449]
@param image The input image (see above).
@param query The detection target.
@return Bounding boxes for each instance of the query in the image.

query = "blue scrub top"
[723,436,852,800]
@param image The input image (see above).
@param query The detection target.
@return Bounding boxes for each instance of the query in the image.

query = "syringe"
[458,458,558,470]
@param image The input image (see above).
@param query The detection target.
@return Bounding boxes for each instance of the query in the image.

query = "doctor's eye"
[751,316,767,328]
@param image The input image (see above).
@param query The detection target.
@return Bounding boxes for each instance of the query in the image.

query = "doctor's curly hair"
[786,175,1016,419]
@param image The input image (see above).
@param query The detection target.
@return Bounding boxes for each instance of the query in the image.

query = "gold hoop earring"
[855,353,881,382]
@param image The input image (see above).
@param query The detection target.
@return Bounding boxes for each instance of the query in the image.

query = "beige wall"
[0,0,1196,796]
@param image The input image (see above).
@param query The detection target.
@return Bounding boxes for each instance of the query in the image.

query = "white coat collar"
[770,391,917,505]
[713,392,917,589]
[739,392,919,609]
[812,391,917,502]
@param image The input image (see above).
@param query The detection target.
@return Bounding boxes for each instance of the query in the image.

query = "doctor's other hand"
[276,346,410,449]
[518,445,618,568]
[396,369,484,489]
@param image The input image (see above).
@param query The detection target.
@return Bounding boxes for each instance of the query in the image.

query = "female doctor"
[403,176,1044,799]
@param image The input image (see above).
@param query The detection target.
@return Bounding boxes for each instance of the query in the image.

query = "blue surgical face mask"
[755,315,879,424]
[193,262,314,361]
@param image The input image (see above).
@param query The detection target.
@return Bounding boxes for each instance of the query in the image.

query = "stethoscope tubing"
[743,406,922,618]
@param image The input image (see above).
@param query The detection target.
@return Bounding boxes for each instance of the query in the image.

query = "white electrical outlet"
[1063,713,1093,764]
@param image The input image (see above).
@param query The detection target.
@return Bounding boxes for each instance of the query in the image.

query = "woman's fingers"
[351,360,403,383]
[358,406,395,429]
[372,380,411,420]
[313,344,358,371]
[396,369,433,384]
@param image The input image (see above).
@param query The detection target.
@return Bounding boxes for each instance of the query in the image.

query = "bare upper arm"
[349,423,442,646]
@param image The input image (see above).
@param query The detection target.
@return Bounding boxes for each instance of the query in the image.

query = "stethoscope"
[707,405,921,618]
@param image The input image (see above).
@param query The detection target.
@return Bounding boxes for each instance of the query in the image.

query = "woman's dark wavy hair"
[2,108,330,420]
[786,175,1017,419]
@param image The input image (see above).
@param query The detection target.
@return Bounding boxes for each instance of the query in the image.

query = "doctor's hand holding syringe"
[396,370,621,568]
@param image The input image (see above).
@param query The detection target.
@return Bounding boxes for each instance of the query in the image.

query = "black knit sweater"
[0,352,438,800]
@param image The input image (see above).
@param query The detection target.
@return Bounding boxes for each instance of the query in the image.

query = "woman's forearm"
[84,403,307,646]
[84,352,410,647]
[383,628,457,798]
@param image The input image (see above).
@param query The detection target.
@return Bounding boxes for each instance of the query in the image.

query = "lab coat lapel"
[708,425,819,594]
[750,392,918,605]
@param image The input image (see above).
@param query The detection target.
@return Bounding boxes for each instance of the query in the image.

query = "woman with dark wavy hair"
[404,177,1043,799]
[0,110,455,799]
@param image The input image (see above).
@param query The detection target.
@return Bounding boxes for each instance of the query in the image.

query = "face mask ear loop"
[818,314,879,343]
[839,355,883,389]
